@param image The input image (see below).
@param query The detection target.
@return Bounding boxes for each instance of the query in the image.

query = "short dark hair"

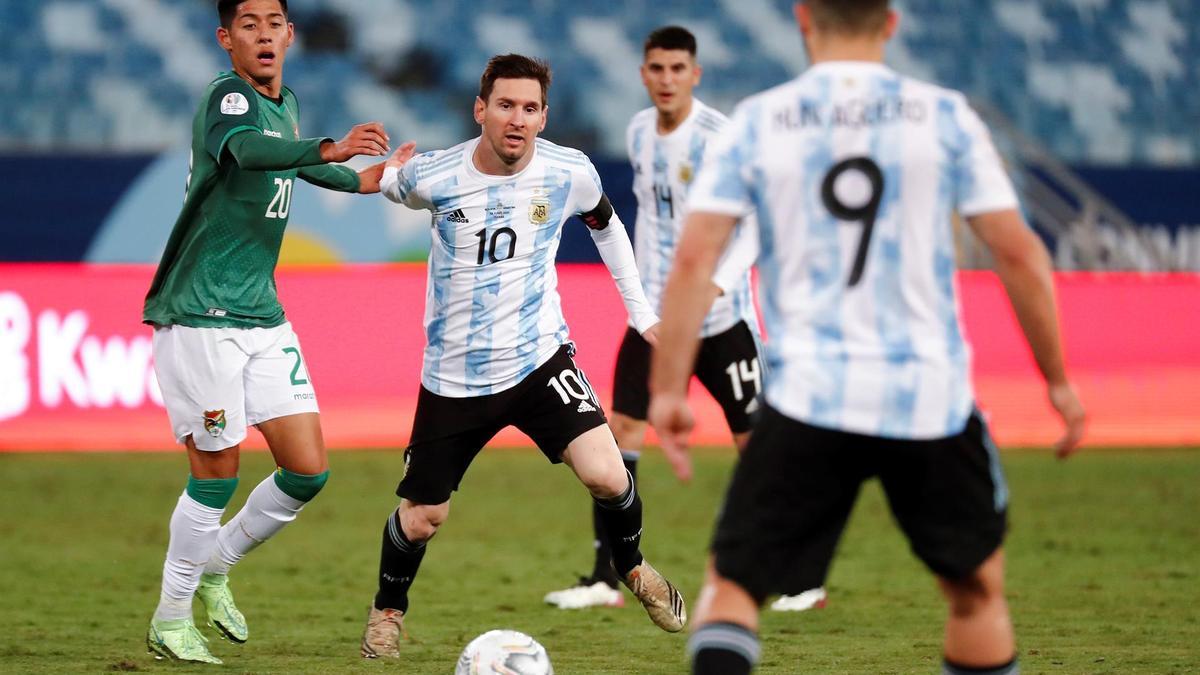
[806,0,890,35]
[218,0,289,29]
[644,26,697,57]
[478,54,552,107]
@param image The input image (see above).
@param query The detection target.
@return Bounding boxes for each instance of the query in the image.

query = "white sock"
[204,473,305,577]
[154,493,225,622]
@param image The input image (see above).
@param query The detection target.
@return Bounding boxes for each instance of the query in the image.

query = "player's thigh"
[397,387,502,506]
[712,405,865,602]
[693,321,762,436]
[878,411,1009,581]
[243,322,320,428]
[152,325,251,452]
[610,327,652,422]
[513,345,609,465]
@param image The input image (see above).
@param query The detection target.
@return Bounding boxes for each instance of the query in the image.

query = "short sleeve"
[389,152,435,210]
[712,213,759,295]
[204,77,262,161]
[687,101,756,218]
[951,99,1020,217]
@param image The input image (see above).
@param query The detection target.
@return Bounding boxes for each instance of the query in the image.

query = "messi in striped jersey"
[360,55,686,659]
[544,26,826,616]
[649,3,1086,675]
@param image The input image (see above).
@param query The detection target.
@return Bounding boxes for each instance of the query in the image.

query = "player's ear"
[286,22,295,47]
[794,2,812,37]
[882,10,899,40]
[216,26,232,53]
[539,105,548,132]
[693,63,703,87]
[473,97,486,125]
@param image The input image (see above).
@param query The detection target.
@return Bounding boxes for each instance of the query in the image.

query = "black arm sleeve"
[579,193,615,231]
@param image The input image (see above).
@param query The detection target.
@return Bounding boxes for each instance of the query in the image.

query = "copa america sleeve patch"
[220,92,250,116]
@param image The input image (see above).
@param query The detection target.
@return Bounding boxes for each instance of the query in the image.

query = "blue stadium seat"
[0,0,1196,165]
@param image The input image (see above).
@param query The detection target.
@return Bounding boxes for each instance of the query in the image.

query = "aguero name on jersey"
[383,137,643,398]
[144,73,328,329]
[688,61,1019,440]
[627,98,757,338]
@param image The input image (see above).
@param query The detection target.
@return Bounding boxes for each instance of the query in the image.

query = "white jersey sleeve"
[687,103,757,219]
[949,97,1020,216]
[574,158,659,333]
[380,152,435,211]
[712,215,759,296]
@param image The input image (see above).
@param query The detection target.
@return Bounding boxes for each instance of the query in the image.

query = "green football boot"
[197,573,249,643]
[146,618,222,664]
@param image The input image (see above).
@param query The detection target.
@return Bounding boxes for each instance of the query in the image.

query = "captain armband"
[580,194,615,231]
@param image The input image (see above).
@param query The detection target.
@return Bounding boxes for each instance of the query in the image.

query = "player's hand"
[322,122,390,163]
[649,392,695,482]
[356,161,386,194]
[386,141,418,171]
[641,322,661,348]
[1048,380,1086,459]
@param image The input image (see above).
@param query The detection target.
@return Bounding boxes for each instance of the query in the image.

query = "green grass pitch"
[1,448,1197,673]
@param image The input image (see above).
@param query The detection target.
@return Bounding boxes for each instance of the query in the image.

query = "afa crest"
[678,162,694,184]
[203,409,227,437]
[529,197,551,224]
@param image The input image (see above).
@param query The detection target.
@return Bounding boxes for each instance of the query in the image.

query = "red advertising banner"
[1,264,1197,451]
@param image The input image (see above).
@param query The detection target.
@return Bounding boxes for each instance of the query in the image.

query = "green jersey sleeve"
[204,77,262,160]
[298,164,361,193]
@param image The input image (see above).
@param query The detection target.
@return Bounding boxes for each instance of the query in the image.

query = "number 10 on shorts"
[547,369,596,405]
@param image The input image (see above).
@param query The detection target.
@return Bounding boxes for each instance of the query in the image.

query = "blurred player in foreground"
[544,25,826,615]
[360,54,687,660]
[648,1,1087,673]
[142,0,392,664]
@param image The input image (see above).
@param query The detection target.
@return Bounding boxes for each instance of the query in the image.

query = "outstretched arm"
[223,122,390,173]
[968,209,1086,457]
[583,195,660,340]
[648,211,739,481]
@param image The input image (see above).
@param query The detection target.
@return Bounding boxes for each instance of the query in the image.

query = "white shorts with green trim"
[152,322,319,452]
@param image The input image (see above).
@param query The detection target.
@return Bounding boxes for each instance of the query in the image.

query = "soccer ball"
[455,629,554,675]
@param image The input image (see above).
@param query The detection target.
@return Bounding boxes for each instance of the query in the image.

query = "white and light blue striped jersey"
[688,62,1019,440]
[627,99,757,338]
[381,137,614,398]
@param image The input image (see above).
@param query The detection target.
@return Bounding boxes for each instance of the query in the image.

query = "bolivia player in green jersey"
[142,0,412,664]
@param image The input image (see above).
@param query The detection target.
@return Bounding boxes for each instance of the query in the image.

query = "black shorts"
[397,344,608,505]
[712,404,1008,601]
[611,321,761,434]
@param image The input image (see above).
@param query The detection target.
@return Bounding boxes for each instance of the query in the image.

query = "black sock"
[374,510,426,613]
[593,468,643,577]
[943,656,1019,675]
[688,622,759,675]
[589,453,638,586]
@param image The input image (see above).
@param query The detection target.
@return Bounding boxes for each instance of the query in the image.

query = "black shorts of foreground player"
[360,54,687,660]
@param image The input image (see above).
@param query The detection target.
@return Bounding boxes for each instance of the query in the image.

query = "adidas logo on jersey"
[576,400,596,413]
[446,209,470,223]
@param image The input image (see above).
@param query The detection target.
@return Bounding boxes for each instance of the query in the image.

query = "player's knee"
[273,467,330,502]
[400,503,448,543]
[609,414,646,449]
[584,462,630,499]
[939,568,1003,617]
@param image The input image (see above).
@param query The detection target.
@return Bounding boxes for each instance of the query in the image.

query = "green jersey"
[143,72,358,328]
